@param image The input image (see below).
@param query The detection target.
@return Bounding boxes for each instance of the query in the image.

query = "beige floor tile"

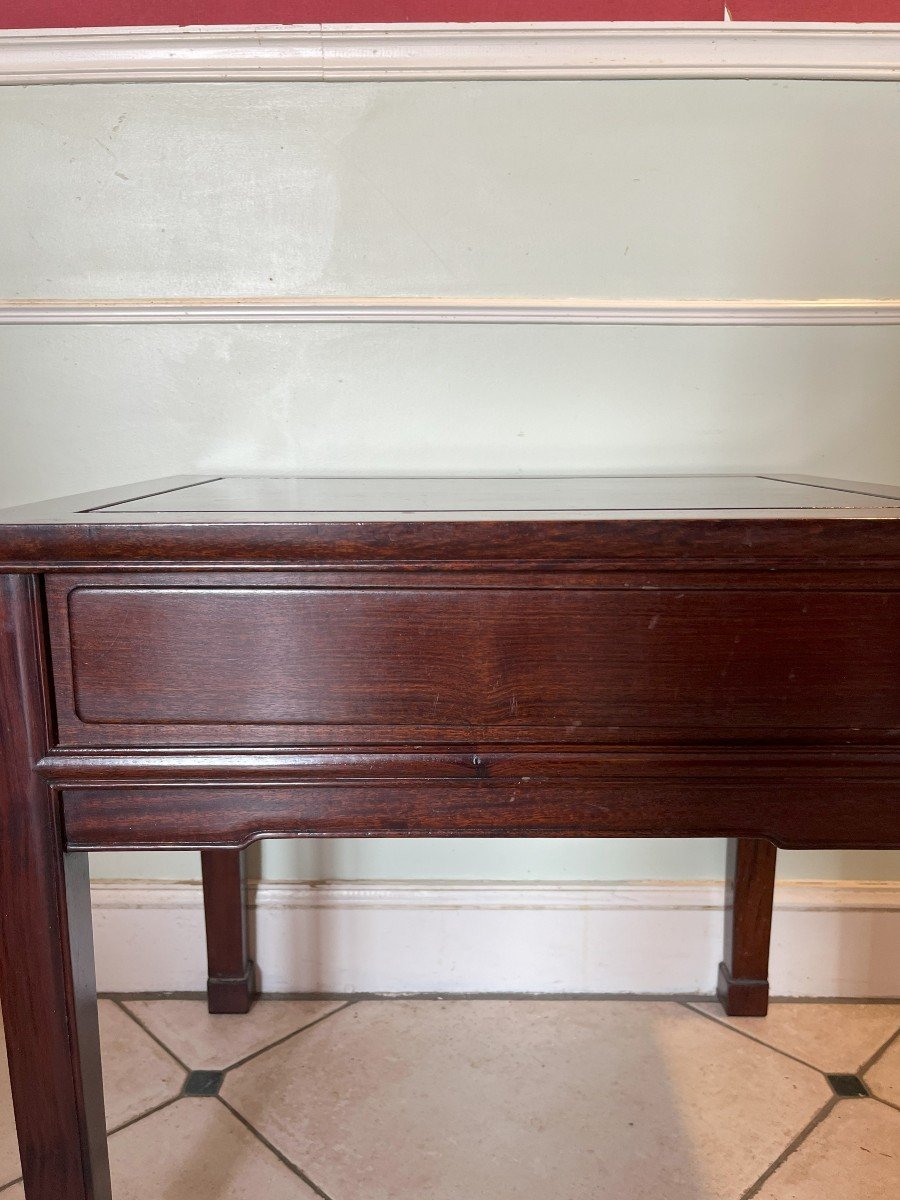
[0,1098,318,1200]
[0,1002,184,1187]
[123,998,345,1070]
[865,1034,900,1106]
[753,1100,900,1199]
[99,1000,186,1130]
[690,1002,900,1073]
[223,999,831,1200]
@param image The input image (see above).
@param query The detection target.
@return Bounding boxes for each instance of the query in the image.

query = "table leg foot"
[206,960,257,1014]
[716,961,770,1017]
[201,849,256,1014]
[718,837,777,1017]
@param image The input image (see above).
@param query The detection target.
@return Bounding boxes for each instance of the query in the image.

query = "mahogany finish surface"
[201,850,255,1014]
[718,838,779,1016]
[1,473,899,567]
[0,576,110,1199]
[0,472,898,1198]
[54,580,900,743]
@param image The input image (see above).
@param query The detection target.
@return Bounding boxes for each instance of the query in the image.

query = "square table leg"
[201,849,256,1014]
[0,575,111,1199]
[717,837,778,1017]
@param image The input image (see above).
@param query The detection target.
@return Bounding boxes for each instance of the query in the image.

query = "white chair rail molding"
[1,21,900,84]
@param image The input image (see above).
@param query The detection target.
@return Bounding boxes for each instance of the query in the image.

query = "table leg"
[0,575,111,1199]
[717,837,777,1017]
[201,850,255,1013]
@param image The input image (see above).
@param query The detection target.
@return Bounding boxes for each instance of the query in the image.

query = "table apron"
[59,778,900,851]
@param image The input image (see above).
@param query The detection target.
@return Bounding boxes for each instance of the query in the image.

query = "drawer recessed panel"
[53,582,900,746]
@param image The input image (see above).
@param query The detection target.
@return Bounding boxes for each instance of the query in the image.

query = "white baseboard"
[91,878,900,998]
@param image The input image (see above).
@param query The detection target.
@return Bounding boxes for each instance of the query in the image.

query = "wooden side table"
[1,473,898,1200]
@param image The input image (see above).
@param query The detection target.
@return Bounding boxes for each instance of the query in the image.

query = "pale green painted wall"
[1,78,897,883]
[3,80,900,302]
[87,844,900,884]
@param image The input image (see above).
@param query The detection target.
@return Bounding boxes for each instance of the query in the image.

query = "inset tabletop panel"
[88,475,900,517]
[2,473,898,567]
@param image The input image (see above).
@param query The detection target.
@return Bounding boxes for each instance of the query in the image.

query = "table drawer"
[48,576,900,747]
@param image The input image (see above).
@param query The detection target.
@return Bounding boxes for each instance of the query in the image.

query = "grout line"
[684,1003,900,1186]
[680,1001,838,1077]
[738,1097,839,1200]
[1,997,896,1196]
[112,997,194,1073]
[105,1092,183,1138]
[101,990,209,1002]
[99,990,900,1004]
[102,990,724,1003]
[116,994,355,1076]
[217,1094,338,1200]
[0,1092,187,1194]
[0,998,354,1195]
[756,997,900,1006]
[856,1026,900,1115]
[856,1024,900,1077]
[221,999,358,1075]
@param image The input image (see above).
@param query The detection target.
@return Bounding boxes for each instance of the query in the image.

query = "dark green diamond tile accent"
[184,1070,224,1097]
[826,1073,869,1098]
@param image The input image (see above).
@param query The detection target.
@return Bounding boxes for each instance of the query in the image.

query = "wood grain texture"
[201,850,255,1014]
[44,568,900,751]
[61,779,900,851]
[58,582,900,739]
[0,576,110,1200]
[38,746,900,785]
[718,838,778,1016]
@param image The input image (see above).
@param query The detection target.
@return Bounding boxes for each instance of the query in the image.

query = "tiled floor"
[1,998,899,1198]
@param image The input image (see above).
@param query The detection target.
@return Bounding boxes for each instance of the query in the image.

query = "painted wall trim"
[3,297,900,325]
[91,877,900,996]
[2,22,900,85]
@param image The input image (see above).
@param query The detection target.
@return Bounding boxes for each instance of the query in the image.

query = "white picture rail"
[1,22,900,86]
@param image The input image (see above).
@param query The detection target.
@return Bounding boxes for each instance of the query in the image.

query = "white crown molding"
[90,877,900,995]
[2,22,900,86]
[2,297,899,326]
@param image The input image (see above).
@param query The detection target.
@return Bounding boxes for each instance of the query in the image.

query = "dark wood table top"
[1,473,898,568]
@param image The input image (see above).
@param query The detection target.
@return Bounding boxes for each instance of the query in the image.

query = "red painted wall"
[4,0,899,26]
[1,2,724,28]
[729,1,900,16]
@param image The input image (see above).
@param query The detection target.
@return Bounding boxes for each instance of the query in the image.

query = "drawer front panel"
[52,582,900,746]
